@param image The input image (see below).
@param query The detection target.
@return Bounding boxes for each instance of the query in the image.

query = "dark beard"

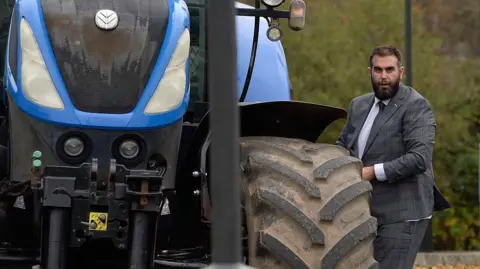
[371,77,400,100]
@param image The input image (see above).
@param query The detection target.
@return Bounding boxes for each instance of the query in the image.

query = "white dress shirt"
[356,97,432,222]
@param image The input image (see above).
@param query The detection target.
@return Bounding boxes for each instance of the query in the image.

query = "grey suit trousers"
[374,219,429,269]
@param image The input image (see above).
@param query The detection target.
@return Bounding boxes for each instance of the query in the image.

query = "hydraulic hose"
[238,0,260,102]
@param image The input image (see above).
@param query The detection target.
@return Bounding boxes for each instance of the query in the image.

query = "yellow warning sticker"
[88,212,108,231]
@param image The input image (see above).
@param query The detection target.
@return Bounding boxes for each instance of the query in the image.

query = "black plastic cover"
[40,0,169,114]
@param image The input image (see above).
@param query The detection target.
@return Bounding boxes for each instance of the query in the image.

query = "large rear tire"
[240,137,378,269]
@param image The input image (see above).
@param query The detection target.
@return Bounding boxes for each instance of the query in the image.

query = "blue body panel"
[4,0,190,129]
[234,2,292,102]
[3,0,291,130]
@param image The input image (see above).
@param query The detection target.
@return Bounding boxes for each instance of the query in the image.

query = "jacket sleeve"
[383,97,437,183]
[336,100,355,156]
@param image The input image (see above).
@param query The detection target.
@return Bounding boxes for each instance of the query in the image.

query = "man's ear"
[368,66,372,75]
[399,66,405,78]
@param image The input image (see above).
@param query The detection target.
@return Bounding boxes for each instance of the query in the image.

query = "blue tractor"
[0,0,377,268]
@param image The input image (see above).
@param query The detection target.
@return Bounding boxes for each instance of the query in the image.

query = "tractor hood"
[40,0,169,114]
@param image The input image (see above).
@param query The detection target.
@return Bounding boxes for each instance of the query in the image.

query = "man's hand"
[362,166,376,181]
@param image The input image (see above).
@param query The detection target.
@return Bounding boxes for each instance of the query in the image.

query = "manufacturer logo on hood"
[95,9,119,31]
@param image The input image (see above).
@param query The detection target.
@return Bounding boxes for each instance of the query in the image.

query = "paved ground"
[414,252,480,268]
[414,264,480,269]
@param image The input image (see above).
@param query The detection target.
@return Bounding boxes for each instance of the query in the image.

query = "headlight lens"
[63,137,84,157]
[20,18,64,110]
[144,29,190,114]
[119,140,140,159]
[261,0,284,7]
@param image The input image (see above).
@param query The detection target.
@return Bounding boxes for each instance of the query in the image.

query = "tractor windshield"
[186,0,208,115]
[0,0,15,82]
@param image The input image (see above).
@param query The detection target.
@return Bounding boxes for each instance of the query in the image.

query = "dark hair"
[369,45,402,67]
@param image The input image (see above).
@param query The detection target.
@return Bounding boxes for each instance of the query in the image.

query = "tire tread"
[241,137,376,269]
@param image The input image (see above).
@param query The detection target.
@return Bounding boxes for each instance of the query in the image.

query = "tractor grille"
[40,0,169,114]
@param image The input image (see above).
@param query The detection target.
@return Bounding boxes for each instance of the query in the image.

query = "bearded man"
[336,45,451,269]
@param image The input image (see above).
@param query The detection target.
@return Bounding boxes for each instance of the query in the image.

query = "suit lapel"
[362,84,409,157]
[348,96,374,151]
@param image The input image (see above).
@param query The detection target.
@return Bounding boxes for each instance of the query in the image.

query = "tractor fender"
[202,100,347,143]
[238,101,347,142]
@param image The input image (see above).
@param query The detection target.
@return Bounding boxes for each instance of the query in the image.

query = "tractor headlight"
[119,140,140,159]
[63,137,84,157]
[261,0,284,8]
[20,18,64,110]
[144,29,190,114]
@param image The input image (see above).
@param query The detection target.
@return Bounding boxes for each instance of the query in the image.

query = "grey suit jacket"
[336,84,451,225]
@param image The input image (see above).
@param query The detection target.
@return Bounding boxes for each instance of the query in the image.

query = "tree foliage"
[242,0,480,250]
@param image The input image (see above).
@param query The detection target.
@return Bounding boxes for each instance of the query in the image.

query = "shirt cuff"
[374,163,387,181]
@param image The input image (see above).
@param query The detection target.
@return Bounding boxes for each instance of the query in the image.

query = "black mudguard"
[192,100,347,143]
[238,101,347,142]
